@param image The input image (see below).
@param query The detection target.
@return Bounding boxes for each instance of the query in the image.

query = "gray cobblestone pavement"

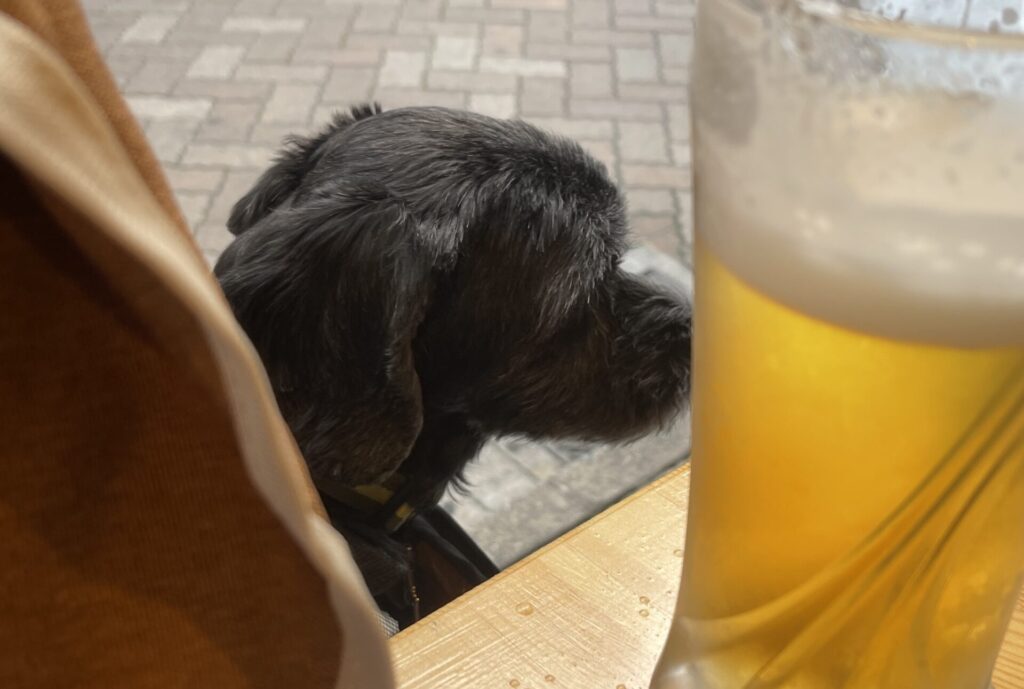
[84,0,694,567]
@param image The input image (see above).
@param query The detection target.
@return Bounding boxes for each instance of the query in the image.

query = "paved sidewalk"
[83,0,694,566]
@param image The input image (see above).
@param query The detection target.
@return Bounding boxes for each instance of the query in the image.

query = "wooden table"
[391,465,1024,688]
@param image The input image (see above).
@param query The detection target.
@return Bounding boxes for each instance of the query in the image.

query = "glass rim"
[791,0,1024,50]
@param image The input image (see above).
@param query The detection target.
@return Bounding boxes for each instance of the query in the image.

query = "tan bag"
[0,2,395,687]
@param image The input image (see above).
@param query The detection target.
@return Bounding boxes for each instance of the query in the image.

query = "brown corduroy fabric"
[0,3,395,688]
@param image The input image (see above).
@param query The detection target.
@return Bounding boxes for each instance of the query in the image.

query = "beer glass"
[651,0,1024,686]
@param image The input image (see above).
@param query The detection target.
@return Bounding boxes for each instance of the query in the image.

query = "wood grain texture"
[392,465,1024,688]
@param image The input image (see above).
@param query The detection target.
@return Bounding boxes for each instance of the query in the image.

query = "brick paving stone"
[499,437,567,481]
[188,45,246,78]
[105,53,145,86]
[175,191,213,229]
[107,42,205,61]
[529,116,614,139]
[144,119,200,163]
[346,33,433,51]
[493,0,569,8]
[182,143,276,168]
[86,0,695,566]
[478,55,566,77]
[459,444,541,513]
[163,166,225,192]
[432,36,479,70]
[618,120,669,162]
[126,95,211,120]
[427,70,518,93]
[250,123,311,145]
[162,27,253,50]
[631,214,685,258]
[174,79,273,101]
[105,1,190,11]
[671,140,691,167]
[618,83,686,102]
[195,101,262,142]
[322,66,379,102]
[658,32,692,66]
[222,16,306,34]
[572,28,651,45]
[235,0,277,13]
[481,25,523,56]
[526,10,568,42]
[526,42,610,61]
[675,189,693,244]
[616,14,691,30]
[445,8,526,24]
[520,77,566,117]
[615,46,658,81]
[291,48,380,65]
[663,66,688,84]
[665,102,690,141]
[379,50,428,87]
[627,188,675,214]
[469,93,518,118]
[570,98,661,120]
[397,20,480,37]
[248,34,300,62]
[234,63,328,82]
[295,19,351,49]
[373,88,467,108]
[570,62,612,98]
[573,0,611,28]
[203,168,264,230]
[262,84,320,124]
[353,5,400,32]
[451,413,689,566]
[655,0,695,17]
[125,58,191,94]
[401,0,445,21]
[615,0,654,14]
[121,14,180,43]
[622,162,690,188]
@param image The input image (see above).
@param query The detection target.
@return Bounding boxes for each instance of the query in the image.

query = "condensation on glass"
[651,0,1024,687]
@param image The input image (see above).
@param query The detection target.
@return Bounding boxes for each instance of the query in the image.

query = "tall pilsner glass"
[651,0,1024,686]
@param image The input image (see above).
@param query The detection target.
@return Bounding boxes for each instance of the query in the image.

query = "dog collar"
[316,474,417,534]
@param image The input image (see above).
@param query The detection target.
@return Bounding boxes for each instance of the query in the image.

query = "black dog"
[215,104,691,620]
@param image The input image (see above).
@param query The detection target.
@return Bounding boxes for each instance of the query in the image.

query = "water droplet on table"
[516,602,535,616]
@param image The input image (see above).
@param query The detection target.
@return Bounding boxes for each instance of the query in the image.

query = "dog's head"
[215,105,690,486]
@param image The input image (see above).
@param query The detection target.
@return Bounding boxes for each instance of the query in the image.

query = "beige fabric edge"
[0,15,395,689]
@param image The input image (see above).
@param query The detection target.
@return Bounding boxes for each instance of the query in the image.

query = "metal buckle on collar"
[316,474,417,534]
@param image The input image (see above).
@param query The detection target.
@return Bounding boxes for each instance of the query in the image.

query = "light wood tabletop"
[391,465,1024,689]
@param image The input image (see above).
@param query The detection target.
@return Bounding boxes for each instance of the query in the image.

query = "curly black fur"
[214,104,691,600]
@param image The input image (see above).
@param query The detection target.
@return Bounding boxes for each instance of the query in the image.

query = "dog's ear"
[216,193,433,485]
[227,103,382,236]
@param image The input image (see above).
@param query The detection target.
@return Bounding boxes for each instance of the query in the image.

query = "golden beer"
[664,238,1024,688]
[651,0,1024,685]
